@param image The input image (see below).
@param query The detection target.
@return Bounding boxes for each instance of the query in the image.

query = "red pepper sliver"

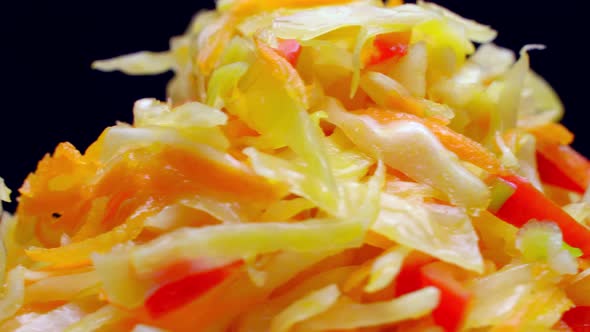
[562,306,590,332]
[152,259,220,285]
[537,144,590,194]
[275,39,302,66]
[537,151,584,193]
[420,263,471,332]
[145,260,241,318]
[553,320,574,332]
[495,175,590,255]
[367,32,410,66]
[395,264,423,297]
[395,251,435,296]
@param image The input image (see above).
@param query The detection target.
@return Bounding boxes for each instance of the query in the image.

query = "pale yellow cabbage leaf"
[372,193,484,272]
[92,52,175,75]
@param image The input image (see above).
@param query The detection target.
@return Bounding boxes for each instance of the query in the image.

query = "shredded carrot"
[70,198,109,242]
[223,115,259,138]
[254,38,308,108]
[102,190,137,228]
[159,146,281,202]
[343,262,372,292]
[386,168,414,182]
[18,143,97,243]
[527,122,574,146]
[364,231,394,249]
[18,144,96,248]
[385,0,404,7]
[26,203,154,267]
[197,14,237,75]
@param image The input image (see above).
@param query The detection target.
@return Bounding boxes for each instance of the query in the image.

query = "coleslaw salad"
[2,0,590,331]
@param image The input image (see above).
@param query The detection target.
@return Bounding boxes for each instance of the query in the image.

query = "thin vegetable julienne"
[275,39,302,67]
[563,306,590,332]
[420,262,472,332]
[366,32,410,66]
[145,260,243,318]
[1,0,587,331]
[493,175,590,255]
[536,143,590,194]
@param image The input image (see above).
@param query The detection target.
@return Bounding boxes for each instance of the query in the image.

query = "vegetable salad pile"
[2,0,590,331]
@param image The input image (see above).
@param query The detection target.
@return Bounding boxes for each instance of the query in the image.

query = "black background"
[0,1,586,211]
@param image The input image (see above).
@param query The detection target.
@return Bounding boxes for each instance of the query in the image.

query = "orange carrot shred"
[527,122,574,146]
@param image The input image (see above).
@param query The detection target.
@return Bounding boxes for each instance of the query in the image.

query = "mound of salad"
[2,0,590,331]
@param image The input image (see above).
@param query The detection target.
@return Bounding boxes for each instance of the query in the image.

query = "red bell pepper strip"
[394,255,470,332]
[366,32,410,66]
[553,320,574,332]
[395,251,435,296]
[275,39,302,67]
[420,262,472,332]
[493,175,590,255]
[562,306,590,332]
[145,260,242,318]
[537,143,590,194]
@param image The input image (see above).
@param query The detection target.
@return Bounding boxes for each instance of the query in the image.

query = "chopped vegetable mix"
[1,0,588,331]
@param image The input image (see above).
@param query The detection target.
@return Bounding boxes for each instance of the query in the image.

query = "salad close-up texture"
[2,0,590,331]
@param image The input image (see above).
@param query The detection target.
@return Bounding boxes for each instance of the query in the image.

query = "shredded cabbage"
[236,266,355,331]
[130,219,364,276]
[63,305,126,332]
[274,3,439,94]
[92,244,152,308]
[495,47,534,132]
[516,220,579,275]
[564,201,590,226]
[92,52,175,75]
[273,3,435,42]
[269,284,340,332]
[229,40,340,213]
[133,99,228,129]
[0,240,5,287]
[466,43,515,84]
[326,98,490,209]
[387,42,427,98]
[0,267,25,322]
[206,62,250,109]
[12,302,92,332]
[514,132,544,191]
[416,1,497,43]
[2,0,585,330]
[519,71,564,127]
[0,214,20,278]
[298,287,440,330]
[24,270,101,304]
[466,263,572,330]
[373,193,484,272]
[364,245,409,293]
[0,177,10,203]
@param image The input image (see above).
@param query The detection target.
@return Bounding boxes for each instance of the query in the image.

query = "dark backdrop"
[0,1,586,211]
